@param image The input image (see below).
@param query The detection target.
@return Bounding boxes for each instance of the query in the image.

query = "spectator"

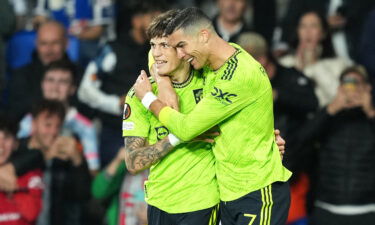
[3,100,91,225]
[278,11,351,107]
[33,0,116,67]
[277,0,375,60]
[296,65,375,225]
[92,148,148,225]
[0,0,16,105]
[78,1,163,167]
[0,116,43,225]
[17,60,99,173]
[238,32,318,224]
[212,0,250,43]
[7,21,71,120]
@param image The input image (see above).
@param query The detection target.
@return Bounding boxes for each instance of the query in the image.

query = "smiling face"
[167,29,209,70]
[150,37,185,76]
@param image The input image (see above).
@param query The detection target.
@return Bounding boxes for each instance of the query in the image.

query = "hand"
[134,70,153,100]
[191,126,220,144]
[49,136,82,166]
[150,64,170,83]
[274,129,285,160]
[150,65,179,110]
[327,86,350,115]
[0,164,18,192]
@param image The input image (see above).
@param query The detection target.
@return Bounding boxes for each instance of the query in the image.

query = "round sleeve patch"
[123,103,131,120]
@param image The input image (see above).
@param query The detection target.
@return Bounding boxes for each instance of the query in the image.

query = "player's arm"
[124,136,174,174]
[134,69,264,141]
[123,87,179,174]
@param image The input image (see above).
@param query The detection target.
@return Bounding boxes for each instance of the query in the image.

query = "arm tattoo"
[124,136,174,172]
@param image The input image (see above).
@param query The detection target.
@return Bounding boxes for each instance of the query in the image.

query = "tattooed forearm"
[124,136,174,173]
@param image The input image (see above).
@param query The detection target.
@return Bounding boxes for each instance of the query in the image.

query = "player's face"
[32,112,62,150]
[150,37,184,75]
[42,69,75,102]
[298,12,324,48]
[168,29,207,70]
[0,131,17,165]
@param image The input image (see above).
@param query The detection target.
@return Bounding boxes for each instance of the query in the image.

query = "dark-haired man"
[134,7,291,225]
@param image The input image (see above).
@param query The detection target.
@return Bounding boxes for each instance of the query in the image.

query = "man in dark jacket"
[297,65,375,225]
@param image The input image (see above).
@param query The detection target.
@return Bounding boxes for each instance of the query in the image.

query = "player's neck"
[170,61,192,83]
[208,36,237,71]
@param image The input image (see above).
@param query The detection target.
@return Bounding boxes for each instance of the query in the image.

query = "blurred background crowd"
[1,0,375,225]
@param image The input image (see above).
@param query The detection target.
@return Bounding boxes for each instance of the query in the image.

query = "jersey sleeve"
[159,64,271,141]
[122,88,150,138]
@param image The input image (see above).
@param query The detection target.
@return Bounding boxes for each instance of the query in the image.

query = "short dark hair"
[164,7,213,36]
[147,9,180,39]
[0,115,18,138]
[339,65,369,83]
[31,99,66,123]
[44,59,78,86]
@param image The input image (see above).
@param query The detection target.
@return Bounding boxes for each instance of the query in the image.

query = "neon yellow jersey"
[159,43,292,201]
[122,71,219,213]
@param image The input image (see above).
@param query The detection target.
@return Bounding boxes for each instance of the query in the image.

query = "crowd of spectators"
[1,0,375,225]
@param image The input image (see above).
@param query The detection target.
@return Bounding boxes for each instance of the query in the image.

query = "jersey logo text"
[211,87,237,104]
[122,121,134,131]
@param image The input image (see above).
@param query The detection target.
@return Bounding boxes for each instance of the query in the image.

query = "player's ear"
[199,29,210,44]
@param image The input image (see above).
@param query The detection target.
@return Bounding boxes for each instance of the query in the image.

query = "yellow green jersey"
[159,43,292,201]
[122,71,219,213]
